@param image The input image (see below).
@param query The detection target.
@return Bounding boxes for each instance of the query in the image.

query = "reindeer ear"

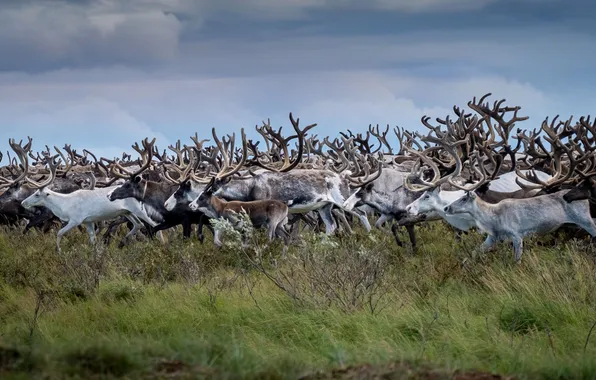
[133,176,142,183]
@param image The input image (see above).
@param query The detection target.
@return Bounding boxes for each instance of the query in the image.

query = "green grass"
[1,222,596,379]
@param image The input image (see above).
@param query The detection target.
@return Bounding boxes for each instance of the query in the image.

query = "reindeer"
[395,93,561,248]
[187,114,379,236]
[0,138,83,232]
[444,189,596,262]
[341,104,487,249]
[21,151,159,252]
[107,141,213,242]
[404,143,552,234]
[443,147,596,262]
[189,177,290,248]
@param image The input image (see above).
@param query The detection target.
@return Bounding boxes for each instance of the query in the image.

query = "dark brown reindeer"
[106,139,213,242]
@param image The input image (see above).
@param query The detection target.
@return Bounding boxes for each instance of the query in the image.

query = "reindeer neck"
[469,195,496,222]
[209,195,228,214]
[40,189,70,221]
[137,180,169,201]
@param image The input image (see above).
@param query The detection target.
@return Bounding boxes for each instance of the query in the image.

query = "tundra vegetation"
[1,94,596,379]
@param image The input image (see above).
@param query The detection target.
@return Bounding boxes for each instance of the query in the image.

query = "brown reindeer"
[189,178,290,249]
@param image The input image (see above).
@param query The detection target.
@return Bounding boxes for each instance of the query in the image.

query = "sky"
[0,0,594,161]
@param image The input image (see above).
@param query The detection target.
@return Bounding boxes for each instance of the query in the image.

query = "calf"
[189,182,290,248]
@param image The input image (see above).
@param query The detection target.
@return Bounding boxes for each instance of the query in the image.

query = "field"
[1,221,596,379]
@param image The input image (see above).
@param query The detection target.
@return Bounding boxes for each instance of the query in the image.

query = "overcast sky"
[0,0,593,160]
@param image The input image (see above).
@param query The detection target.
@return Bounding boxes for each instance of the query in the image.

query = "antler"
[26,155,60,189]
[53,144,76,177]
[163,147,196,184]
[515,118,587,190]
[447,151,489,192]
[211,128,248,180]
[248,113,316,172]
[111,138,156,179]
[369,124,393,155]
[403,136,468,192]
[345,152,383,188]
[1,137,33,187]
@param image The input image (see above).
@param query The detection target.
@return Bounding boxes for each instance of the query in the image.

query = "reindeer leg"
[355,210,371,232]
[344,208,371,232]
[102,217,127,245]
[318,203,337,235]
[119,215,142,248]
[391,223,404,247]
[455,230,462,241]
[512,236,523,263]
[213,227,223,247]
[454,229,469,241]
[150,220,174,238]
[56,220,79,253]
[196,215,209,243]
[405,223,417,253]
[332,209,353,235]
[241,232,249,248]
[286,214,302,239]
[85,222,96,245]
[203,216,215,241]
[479,235,496,252]
[182,218,191,239]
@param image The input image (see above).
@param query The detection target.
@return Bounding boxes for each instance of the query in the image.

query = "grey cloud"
[0,0,571,73]
[171,28,595,92]
[0,67,573,158]
[0,1,181,72]
[173,0,561,17]
[0,96,170,161]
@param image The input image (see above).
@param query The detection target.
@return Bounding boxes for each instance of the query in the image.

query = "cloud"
[0,96,170,161]
[0,67,562,160]
[0,0,590,163]
[0,0,574,73]
[0,1,181,72]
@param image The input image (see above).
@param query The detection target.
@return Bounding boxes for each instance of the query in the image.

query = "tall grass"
[0,220,595,379]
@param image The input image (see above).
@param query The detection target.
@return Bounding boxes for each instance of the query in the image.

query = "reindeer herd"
[2,93,596,263]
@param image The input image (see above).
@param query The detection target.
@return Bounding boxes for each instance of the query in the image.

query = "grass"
[0,220,596,379]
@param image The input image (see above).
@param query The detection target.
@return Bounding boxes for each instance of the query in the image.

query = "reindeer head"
[406,186,442,215]
[564,177,596,203]
[444,191,477,215]
[21,155,59,209]
[164,179,191,211]
[188,178,216,216]
[107,138,156,202]
[21,187,51,209]
[108,175,144,201]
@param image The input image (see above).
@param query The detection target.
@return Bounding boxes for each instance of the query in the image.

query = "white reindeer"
[21,158,158,252]
[405,170,554,232]
[444,189,596,262]
[406,187,478,232]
